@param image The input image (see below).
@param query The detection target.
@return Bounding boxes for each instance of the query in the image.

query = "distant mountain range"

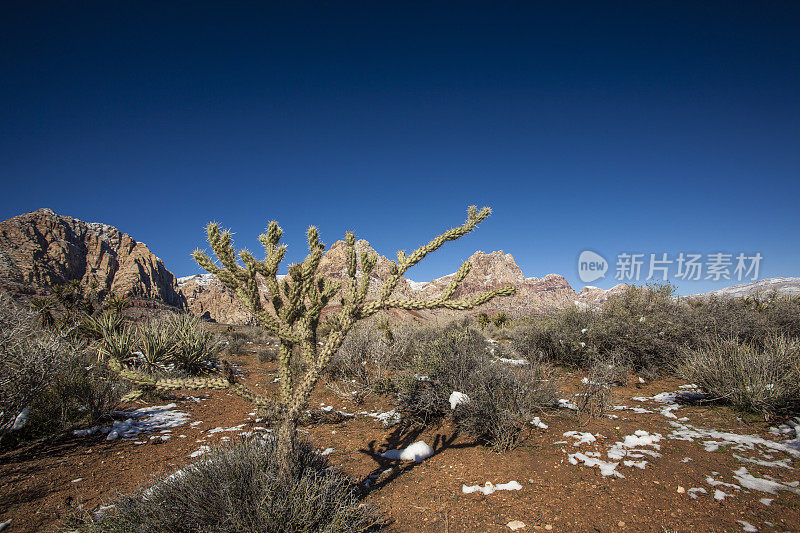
[1,209,796,324]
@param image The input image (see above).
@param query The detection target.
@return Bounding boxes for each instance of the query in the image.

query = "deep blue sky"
[2,2,798,294]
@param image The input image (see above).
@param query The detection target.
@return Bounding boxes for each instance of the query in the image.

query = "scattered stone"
[507,520,526,530]
[677,486,686,493]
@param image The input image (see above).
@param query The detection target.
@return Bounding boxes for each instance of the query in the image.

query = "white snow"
[462,480,523,495]
[607,431,662,461]
[176,273,217,287]
[737,520,758,532]
[406,279,428,291]
[358,409,401,427]
[319,447,334,456]
[495,357,529,365]
[558,399,577,410]
[732,467,800,495]
[563,431,596,446]
[687,487,707,499]
[713,489,730,500]
[568,452,622,478]
[733,454,794,470]
[668,420,800,458]
[207,424,246,434]
[380,441,434,462]
[102,404,190,441]
[531,417,549,429]
[190,445,210,458]
[73,426,101,437]
[760,498,773,506]
[449,391,470,410]
[12,407,30,431]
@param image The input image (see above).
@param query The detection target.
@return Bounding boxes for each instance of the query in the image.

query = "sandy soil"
[1,349,799,532]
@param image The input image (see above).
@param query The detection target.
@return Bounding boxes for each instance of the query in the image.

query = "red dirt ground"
[2,350,799,532]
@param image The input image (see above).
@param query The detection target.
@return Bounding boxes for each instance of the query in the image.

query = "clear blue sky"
[2,2,798,295]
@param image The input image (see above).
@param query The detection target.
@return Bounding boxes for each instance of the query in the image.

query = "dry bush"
[576,351,628,420]
[453,363,559,451]
[396,321,559,449]
[87,437,383,533]
[0,292,124,440]
[679,334,800,418]
[328,324,393,388]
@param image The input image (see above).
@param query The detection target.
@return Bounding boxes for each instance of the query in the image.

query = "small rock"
[618,521,626,527]
[545,525,553,531]
[507,520,526,531]
[677,486,686,494]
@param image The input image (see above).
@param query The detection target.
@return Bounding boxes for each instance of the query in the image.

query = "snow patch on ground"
[737,520,758,532]
[462,480,522,495]
[531,417,548,429]
[380,441,434,462]
[563,431,596,446]
[732,467,800,495]
[668,420,800,458]
[359,409,402,427]
[74,404,190,441]
[568,452,622,478]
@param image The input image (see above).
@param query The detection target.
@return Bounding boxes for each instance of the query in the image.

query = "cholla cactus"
[194,206,514,469]
[113,206,515,471]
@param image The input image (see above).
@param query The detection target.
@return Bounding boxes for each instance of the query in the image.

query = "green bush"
[679,334,800,418]
[87,437,383,533]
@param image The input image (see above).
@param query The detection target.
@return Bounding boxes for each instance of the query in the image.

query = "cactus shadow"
[356,423,475,495]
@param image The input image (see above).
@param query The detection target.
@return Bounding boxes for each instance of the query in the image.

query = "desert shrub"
[329,324,394,388]
[575,351,628,420]
[509,306,598,366]
[0,293,124,440]
[687,293,800,346]
[678,334,800,418]
[453,363,558,451]
[30,354,126,436]
[511,284,694,373]
[0,293,73,436]
[396,321,558,448]
[88,437,382,533]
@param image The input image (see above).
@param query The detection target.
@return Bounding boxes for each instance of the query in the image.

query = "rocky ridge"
[179,242,581,324]
[0,209,185,307]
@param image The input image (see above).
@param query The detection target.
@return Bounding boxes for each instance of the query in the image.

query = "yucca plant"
[98,323,135,363]
[83,310,124,341]
[29,296,58,328]
[109,206,515,471]
[493,311,509,328]
[169,314,214,374]
[136,319,178,370]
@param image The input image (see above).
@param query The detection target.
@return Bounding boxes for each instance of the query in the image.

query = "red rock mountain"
[179,243,581,324]
[0,209,604,324]
[0,209,185,307]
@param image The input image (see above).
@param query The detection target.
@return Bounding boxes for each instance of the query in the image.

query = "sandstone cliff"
[180,244,581,324]
[0,209,185,307]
